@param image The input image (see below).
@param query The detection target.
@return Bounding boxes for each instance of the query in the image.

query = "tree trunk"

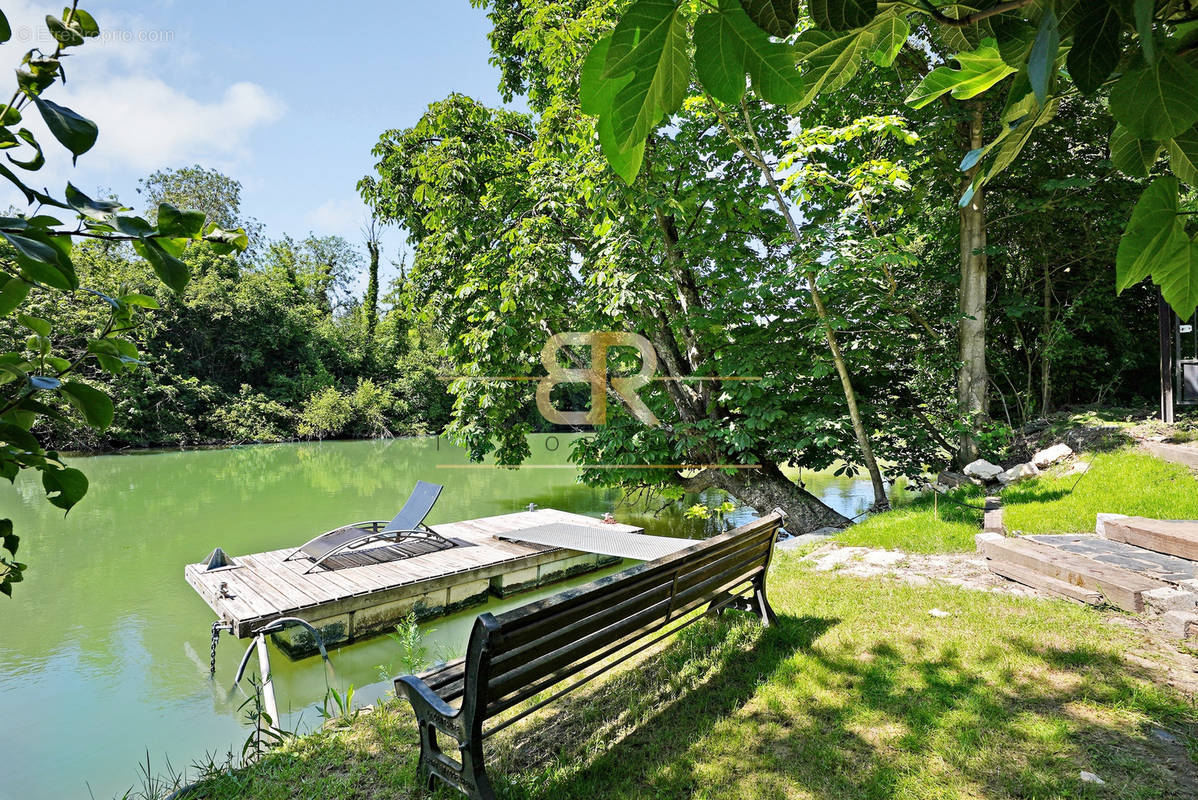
[713,462,850,533]
[956,101,989,466]
[1040,257,1052,416]
[365,236,380,344]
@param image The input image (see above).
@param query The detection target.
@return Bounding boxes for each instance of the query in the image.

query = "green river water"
[0,435,875,800]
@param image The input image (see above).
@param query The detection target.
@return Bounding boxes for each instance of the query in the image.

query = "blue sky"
[0,1,514,288]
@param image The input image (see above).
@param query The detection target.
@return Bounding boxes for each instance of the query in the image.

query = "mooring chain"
[210,620,231,676]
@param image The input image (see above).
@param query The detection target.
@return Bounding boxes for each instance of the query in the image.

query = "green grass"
[832,483,984,553]
[186,557,1198,800]
[1003,449,1198,535]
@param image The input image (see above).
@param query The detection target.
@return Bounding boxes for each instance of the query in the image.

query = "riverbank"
[183,553,1198,799]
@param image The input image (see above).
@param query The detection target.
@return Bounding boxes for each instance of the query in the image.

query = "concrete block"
[1095,513,1129,537]
[975,532,1005,551]
[1143,587,1198,614]
[447,578,491,609]
[1161,610,1198,637]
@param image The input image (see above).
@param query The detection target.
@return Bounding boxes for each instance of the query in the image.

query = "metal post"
[1159,289,1175,424]
[255,634,281,734]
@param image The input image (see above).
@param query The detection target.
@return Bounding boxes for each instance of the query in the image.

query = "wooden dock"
[185,509,639,655]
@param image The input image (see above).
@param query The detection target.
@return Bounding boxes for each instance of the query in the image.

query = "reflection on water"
[0,435,874,800]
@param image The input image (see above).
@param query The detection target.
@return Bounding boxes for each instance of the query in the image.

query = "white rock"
[1079,771,1105,785]
[862,550,907,568]
[1059,460,1089,476]
[1032,443,1073,468]
[928,608,950,618]
[997,462,1039,485]
[963,459,1003,481]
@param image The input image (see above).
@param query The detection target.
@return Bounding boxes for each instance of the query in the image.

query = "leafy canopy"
[582,0,1198,317]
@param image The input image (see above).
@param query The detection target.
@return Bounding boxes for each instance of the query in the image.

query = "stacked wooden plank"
[1101,517,1198,561]
[978,533,1167,611]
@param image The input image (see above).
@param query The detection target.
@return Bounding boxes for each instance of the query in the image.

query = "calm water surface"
[0,435,874,800]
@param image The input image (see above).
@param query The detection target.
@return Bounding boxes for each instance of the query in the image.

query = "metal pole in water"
[254,634,281,734]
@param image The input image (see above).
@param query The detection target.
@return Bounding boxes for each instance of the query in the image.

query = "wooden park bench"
[394,512,785,800]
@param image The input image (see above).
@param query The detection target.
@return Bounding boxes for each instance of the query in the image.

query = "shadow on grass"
[1002,484,1073,505]
[484,615,1198,800]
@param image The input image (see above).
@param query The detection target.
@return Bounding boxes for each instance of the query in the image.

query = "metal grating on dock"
[495,523,696,561]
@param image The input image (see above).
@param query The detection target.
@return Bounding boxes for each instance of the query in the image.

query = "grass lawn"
[832,484,984,553]
[1002,449,1198,535]
[188,555,1198,800]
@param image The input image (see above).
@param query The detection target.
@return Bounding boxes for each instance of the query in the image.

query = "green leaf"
[1134,0,1155,65]
[7,128,44,171]
[1157,240,1198,317]
[597,111,646,184]
[0,10,10,43]
[41,465,88,511]
[1,231,75,290]
[0,277,30,316]
[65,183,121,220]
[1,518,16,556]
[59,380,114,429]
[118,293,159,309]
[1110,124,1160,177]
[132,239,190,293]
[694,0,804,106]
[1116,176,1187,292]
[868,14,909,68]
[1067,1,1122,95]
[741,0,799,37]
[1110,54,1198,141]
[604,0,682,77]
[794,27,876,108]
[1027,8,1058,106]
[607,1,689,147]
[809,0,877,31]
[581,36,622,115]
[157,203,206,239]
[70,9,100,38]
[906,39,1016,109]
[991,15,1036,69]
[31,96,97,164]
[45,14,82,47]
[1167,125,1198,186]
[202,225,249,253]
[17,314,50,337]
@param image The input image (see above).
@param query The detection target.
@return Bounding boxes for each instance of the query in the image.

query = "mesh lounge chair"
[285,480,451,573]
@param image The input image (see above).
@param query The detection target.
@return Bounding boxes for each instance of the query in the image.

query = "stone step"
[977,533,1169,612]
[1100,516,1198,562]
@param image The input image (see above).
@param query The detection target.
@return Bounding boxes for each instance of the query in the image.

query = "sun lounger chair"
[285,480,451,573]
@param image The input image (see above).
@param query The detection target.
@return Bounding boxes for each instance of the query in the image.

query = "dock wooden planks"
[1102,516,1198,562]
[185,508,643,638]
[979,535,1167,612]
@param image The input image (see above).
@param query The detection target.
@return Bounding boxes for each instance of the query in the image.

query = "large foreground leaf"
[742,0,800,37]
[1115,177,1188,296]
[794,27,876,108]
[604,0,689,147]
[808,0,877,31]
[1110,124,1161,178]
[1110,54,1198,141]
[906,40,1016,109]
[1067,0,1124,95]
[694,0,803,106]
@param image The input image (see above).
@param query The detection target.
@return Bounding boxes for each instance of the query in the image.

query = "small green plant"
[319,684,359,728]
[239,676,291,763]
[684,501,737,532]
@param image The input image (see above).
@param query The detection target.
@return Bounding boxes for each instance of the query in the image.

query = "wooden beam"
[987,559,1103,605]
[979,536,1167,612]
[1102,516,1198,561]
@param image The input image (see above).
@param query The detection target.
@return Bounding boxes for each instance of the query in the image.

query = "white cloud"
[306,197,370,235]
[0,1,285,208]
[56,79,285,172]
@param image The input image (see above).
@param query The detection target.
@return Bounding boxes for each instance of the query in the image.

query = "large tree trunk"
[696,462,849,533]
[364,232,381,344]
[956,101,989,466]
